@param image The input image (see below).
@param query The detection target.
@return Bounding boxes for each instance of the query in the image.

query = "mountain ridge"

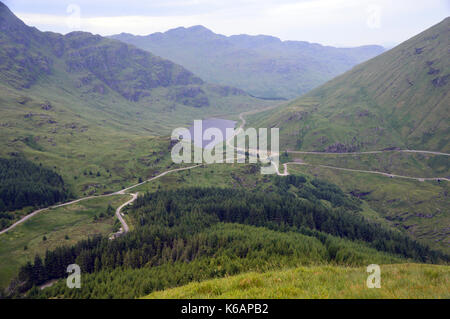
[114,24,382,50]
[110,26,384,99]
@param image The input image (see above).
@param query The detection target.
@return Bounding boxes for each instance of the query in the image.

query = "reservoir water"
[188,118,237,149]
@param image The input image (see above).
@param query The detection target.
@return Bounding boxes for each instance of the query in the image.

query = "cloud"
[12,0,450,47]
[16,12,210,36]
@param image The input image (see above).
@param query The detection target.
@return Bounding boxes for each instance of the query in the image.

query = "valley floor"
[145,263,450,299]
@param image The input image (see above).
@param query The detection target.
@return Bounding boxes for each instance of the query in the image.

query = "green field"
[145,263,450,299]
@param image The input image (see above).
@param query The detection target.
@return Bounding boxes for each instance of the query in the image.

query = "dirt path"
[283,162,450,182]
[114,193,137,234]
[0,165,202,236]
[227,110,450,179]
[288,150,450,156]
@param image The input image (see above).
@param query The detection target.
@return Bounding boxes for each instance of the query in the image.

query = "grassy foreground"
[145,264,449,299]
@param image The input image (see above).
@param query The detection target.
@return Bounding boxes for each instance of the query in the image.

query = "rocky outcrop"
[0,3,207,103]
[324,142,359,153]
[431,74,449,88]
[170,86,210,107]
[208,85,247,97]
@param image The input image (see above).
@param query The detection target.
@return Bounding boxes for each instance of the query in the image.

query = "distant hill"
[110,26,384,99]
[0,1,268,135]
[249,17,450,153]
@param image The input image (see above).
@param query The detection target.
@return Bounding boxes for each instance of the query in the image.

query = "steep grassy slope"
[110,26,384,99]
[249,17,450,153]
[145,263,450,299]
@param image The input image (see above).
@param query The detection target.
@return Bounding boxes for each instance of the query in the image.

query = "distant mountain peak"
[165,25,215,37]
[187,25,213,32]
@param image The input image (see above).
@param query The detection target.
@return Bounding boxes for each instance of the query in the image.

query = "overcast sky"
[4,0,449,47]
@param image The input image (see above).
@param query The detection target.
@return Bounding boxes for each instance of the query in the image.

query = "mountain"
[0,1,271,198]
[0,1,268,134]
[110,26,384,99]
[249,17,450,153]
[247,17,450,254]
[0,2,201,100]
[1,1,449,299]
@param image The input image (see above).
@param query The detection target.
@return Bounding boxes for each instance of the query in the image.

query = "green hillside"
[145,263,450,299]
[10,167,448,298]
[0,1,271,197]
[0,2,269,134]
[110,26,384,99]
[0,1,448,301]
[249,17,450,153]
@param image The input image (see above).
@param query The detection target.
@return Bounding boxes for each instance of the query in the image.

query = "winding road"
[282,162,450,182]
[233,110,449,179]
[287,149,450,156]
[0,164,201,236]
[115,193,136,233]
[0,195,107,236]
[283,148,450,180]
[1,105,449,236]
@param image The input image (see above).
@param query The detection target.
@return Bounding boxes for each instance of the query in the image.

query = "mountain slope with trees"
[10,174,448,298]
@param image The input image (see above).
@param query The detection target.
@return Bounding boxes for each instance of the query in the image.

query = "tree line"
[0,157,71,229]
[10,174,449,298]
